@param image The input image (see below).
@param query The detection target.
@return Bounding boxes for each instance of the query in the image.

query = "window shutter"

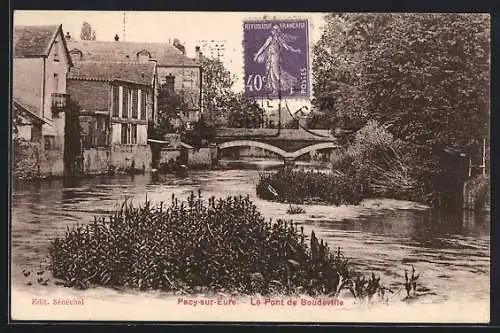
[121,123,128,144]
[141,90,148,120]
[112,86,120,117]
[132,89,138,119]
[122,87,129,118]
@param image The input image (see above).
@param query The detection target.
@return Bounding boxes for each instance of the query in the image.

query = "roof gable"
[66,40,198,67]
[68,61,156,86]
[14,25,59,57]
[14,24,73,66]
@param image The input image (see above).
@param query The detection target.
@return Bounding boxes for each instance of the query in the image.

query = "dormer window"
[69,49,83,63]
[137,50,151,63]
[53,40,60,62]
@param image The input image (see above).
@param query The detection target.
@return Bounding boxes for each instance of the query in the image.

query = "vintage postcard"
[10,10,490,323]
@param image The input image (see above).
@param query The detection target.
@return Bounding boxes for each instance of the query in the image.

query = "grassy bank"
[49,192,389,299]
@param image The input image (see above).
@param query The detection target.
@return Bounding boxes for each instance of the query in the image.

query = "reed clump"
[256,168,363,205]
[49,192,382,297]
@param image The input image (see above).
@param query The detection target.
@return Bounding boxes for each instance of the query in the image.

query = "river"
[10,160,490,322]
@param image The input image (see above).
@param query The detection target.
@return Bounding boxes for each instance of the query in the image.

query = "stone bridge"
[213,128,339,162]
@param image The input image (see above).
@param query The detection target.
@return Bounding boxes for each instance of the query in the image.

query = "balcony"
[52,93,69,108]
[51,93,70,117]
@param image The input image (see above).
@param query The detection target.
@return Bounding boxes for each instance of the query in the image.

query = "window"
[44,135,56,150]
[131,89,138,119]
[137,50,151,62]
[31,125,42,142]
[112,86,120,117]
[53,73,59,92]
[141,90,147,120]
[121,123,128,144]
[53,41,59,62]
[131,124,137,144]
[122,87,129,118]
[165,75,175,93]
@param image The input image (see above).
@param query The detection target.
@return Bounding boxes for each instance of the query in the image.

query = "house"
[12,24,73,177]
[66,60,156,174]
[65,36,202,128]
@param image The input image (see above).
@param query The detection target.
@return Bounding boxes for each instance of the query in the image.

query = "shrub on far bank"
[331,120,422,201]
[464,173,490,211]
[49,193,385,298]
[256,168,364,206]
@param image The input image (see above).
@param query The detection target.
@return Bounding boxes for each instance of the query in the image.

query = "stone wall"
[186,146,217,168]
[159,148,181,166]
[83,147,111,174]
[82,144,152,174]
[111,144,152,172]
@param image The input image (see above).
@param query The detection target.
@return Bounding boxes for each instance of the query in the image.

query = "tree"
[200,56,267,128]
[312,13,394,131]
[80,22,97,41]
[227,93,266,128]
[148,83,186,140]
[313,13,490,195]
[200,57,236,124]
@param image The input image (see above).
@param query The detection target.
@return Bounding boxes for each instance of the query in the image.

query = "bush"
[256,168,364,205]
[12,138,42,180]
[331,120,421,201]
[465,173,490,211]
[49,193,383,297]
[287,205,306,214]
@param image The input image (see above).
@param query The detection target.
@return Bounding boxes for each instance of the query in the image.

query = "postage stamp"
[243,19,309,100]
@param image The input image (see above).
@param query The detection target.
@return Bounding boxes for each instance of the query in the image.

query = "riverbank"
[11,284,489,322]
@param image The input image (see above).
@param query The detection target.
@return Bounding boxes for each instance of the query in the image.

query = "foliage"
[257,168,363,205]
[63,99,82,177]
[200,57,266,128]
[12,138,41,181]
[49,193,386,298]
[227,93,266,128]
[182,117,216,148]
[286,205,306,215]
[148,83,187,140]
[200,57,236,124]
[331,121,421,200]
[12,108,42,180]
[313,13,489,198]
[80,21,96,40]
[465,173,490,211]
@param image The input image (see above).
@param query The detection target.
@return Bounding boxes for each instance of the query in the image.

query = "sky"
[13,11,327,111]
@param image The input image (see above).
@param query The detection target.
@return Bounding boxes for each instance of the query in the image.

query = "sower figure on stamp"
[253,25,301,95]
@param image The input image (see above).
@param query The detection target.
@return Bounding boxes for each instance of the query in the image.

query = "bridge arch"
[290,142,340,159]
[217,140,339,159]
[218,140,288,158]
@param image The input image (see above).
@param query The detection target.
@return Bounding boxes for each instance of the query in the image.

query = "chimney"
[65,32,71,40]
[114,34,119,41]
[195,46,202,62]
[173,38,185,55]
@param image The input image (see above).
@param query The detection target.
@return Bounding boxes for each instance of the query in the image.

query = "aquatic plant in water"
[256,168,364,205]
[49,191,386,298]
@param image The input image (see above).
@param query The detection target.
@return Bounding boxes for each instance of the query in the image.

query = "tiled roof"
[13,25,59,57]
[12,98,50,124]
[68,61,155,86]
[67,40,199,67]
